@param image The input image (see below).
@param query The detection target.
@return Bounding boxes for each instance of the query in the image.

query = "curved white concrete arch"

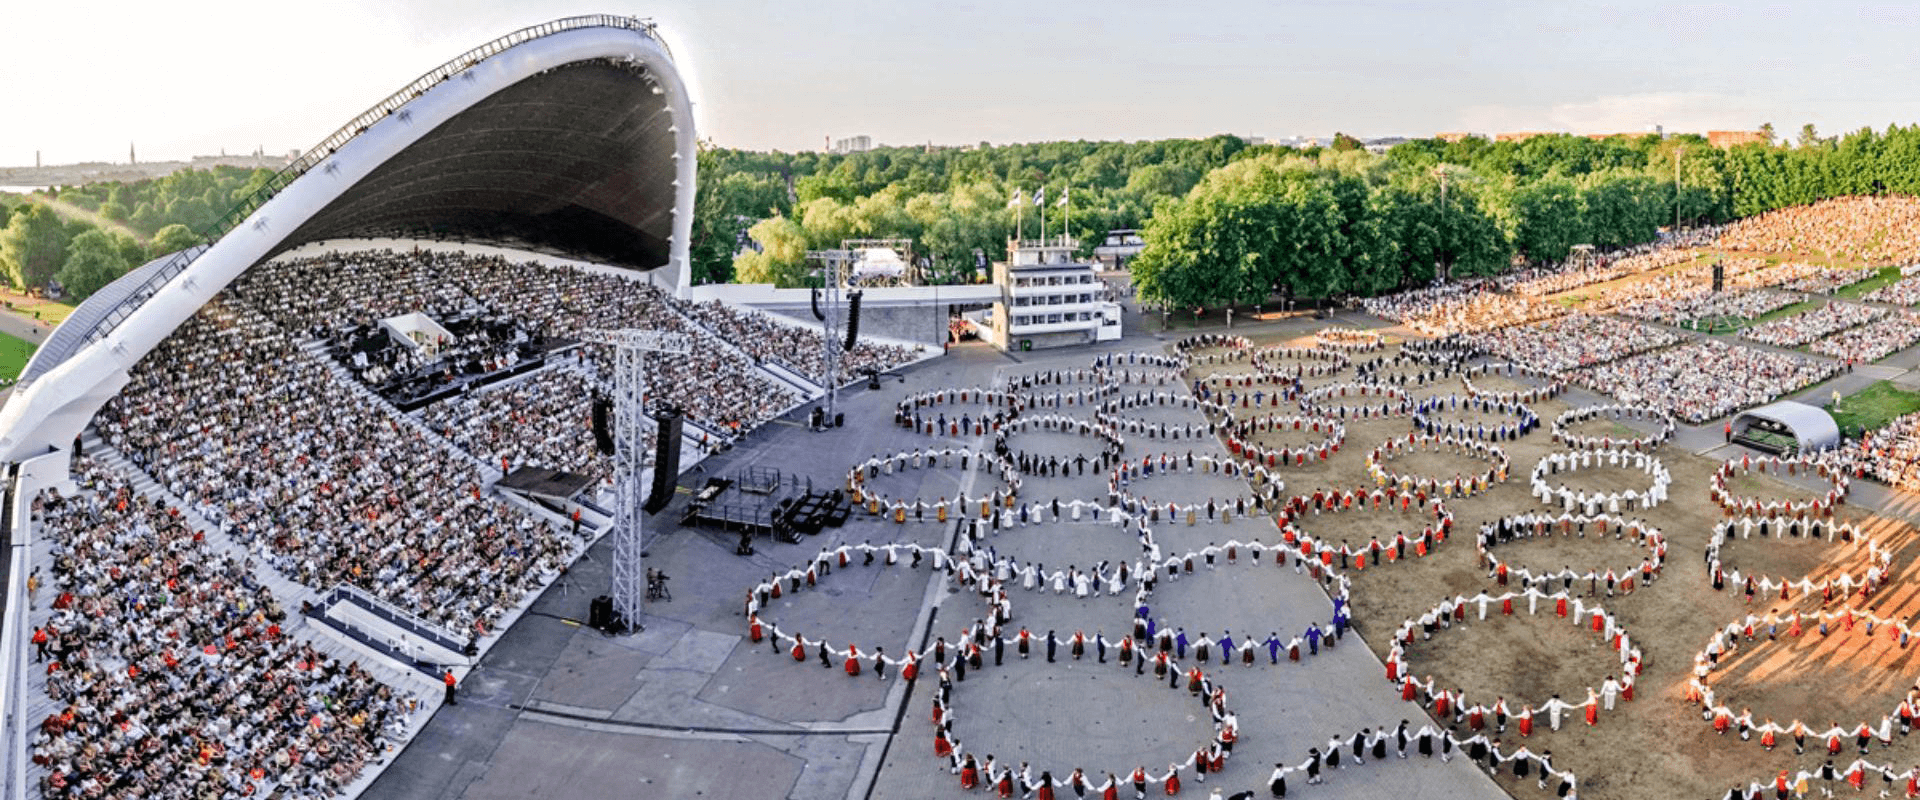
[0,21,696,463]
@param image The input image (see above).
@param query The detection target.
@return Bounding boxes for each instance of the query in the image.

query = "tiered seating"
[97,300,584,634]
[29,456,416,800]
[420,367,626,484]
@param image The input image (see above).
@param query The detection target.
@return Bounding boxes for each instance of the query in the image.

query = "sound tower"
[1711,262,1725,293]
[844,290,863,351]
[644,406,683,514]
[590,393,615,456]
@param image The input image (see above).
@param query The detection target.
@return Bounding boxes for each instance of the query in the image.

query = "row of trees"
[42,165,276,238]
[1132,125,1920,312]
[0,201,200,299]
[697,137,1252,286]
[0,166,268,301]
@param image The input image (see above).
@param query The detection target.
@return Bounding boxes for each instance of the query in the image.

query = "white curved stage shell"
[0,19,696,464]
[0,17,696,797]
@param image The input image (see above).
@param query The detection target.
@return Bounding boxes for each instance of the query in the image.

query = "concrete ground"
[360,294,1920,800]
[360,318,1516,800]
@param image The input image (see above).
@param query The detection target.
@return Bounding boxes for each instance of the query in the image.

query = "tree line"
[1135,124,1920,312]
[0,166,273,301]
[694,136,1252,287]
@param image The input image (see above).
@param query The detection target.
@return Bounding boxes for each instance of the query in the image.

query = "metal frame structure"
[806,249,850,426]
[583,329,690,631]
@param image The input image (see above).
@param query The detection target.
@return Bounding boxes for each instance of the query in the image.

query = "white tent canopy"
[851,247,907,280]
[1733,400,1842,452]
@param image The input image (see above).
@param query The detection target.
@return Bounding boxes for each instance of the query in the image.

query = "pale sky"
[6,0,1919,167]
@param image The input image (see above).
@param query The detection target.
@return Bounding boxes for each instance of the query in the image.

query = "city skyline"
[5,0,1919,166]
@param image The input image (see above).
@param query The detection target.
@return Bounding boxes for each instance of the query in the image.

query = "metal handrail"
[327,583,468,650]
[66,15,663,355]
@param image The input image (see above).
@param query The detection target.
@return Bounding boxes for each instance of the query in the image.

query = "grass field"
[1837,265,1906,300]
[10,300,74,326]
[0,332,35,382]
[0,288,75,327]
[1826,380,1920,437]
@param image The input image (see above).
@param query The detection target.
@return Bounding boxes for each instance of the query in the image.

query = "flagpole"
[1014,188,1023,243]
[1040,187,1047,246]
[1064,187,1072,249]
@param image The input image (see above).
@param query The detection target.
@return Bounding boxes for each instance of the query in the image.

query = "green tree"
[0,204,73,289]
[1331,132,1363,152]
[1508,176,1585,263]
[1124,163,1198,198]
[733,215,812,287]
[149,224,201,258]
[54,229,130,299]
[1799,123,1820,149]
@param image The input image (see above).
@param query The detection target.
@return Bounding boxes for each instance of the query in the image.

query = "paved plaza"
[359,304,1920,800]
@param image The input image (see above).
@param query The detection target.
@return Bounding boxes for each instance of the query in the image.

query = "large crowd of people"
[1852,411,1920,491]
[1567,339,1841,424]
[1863,267,1920,306]
[1716,195,1920,265]
[236,249,920,435]
[30,457,417,800]
[1499,246,1697,297]
[419,366,624,485]
[97,300,585,634]
[679,298,921,386]
[1739,301,1886,348]
[1464,315,1679,374]
[1612,287,1799,330]
[1359,282,1565,336]
[1808,313,1920,363]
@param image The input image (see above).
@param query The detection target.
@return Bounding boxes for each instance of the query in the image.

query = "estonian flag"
[1032,187,1045,207]
[1008,188,1023,208]
[1056,187,1070,207]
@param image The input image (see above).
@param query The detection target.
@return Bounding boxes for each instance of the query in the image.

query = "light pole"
[1673,148,1683,231]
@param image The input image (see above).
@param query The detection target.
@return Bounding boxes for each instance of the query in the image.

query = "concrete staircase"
[759,358,826,398]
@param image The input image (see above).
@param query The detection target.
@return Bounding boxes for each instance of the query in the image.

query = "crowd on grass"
[1464,315,1678,374]
[1612,287,1800,330]
[1808,313,1920,363]
[1716,195,1920,265]
[1738,301,1886,348]
[1783,265,1877,294]
[1568,339,1841,424]
[1851,412,1920,491]
[1862,266,1920,306]
[1499,246,1698,297]
[1359,282,1565,337]
[29,456,417,800]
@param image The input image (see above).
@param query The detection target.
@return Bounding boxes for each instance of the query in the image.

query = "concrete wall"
[760,302,950,348]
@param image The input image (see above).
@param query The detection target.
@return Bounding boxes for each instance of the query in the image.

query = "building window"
[1047,313,1062,324]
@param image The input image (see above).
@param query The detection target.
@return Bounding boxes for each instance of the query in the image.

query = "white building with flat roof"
[989,238,1120,351]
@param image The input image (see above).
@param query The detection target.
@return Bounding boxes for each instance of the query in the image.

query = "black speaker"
[835,412,845,428]
[844,291,863,351]
[590,394,615,456]
[1712,263,1725,293]
[645,407,683,514]
[589,595,614,630]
